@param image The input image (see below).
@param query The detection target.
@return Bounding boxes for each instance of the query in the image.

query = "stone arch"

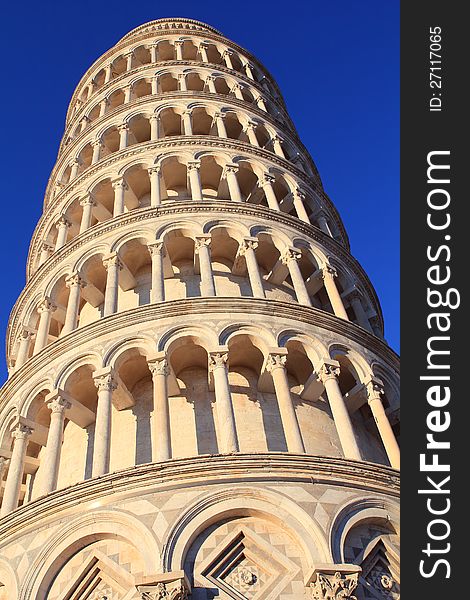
[0,405,20,450]
[21,378,55,420]
[163,487,330,572]
[329,497,399,564]
[158,324,218,355]
[277,330,327,367]
[20,509,160,600]
[219,323,276,351]
[328,344,373,385]
[55,352,103,390]
[202,218,250,239]
[111,228,154,253]
[103,335,157,370]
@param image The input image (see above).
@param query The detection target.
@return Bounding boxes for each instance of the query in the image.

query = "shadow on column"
[84,422,95,479]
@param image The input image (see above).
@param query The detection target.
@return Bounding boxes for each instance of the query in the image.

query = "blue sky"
[0,1,399,383]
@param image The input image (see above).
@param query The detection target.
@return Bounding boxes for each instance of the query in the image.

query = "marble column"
[0,424,33,516]
[148,357,172,461]
[317,212,333,237]
[239,238,265,298]
[112,178,128,216]
[149,115,159,140]
[233,83,244,100]
[91,139,103,164]
[55,216,71,250]
[103,253,122,316]
[182,110,193,135]
[244,62,255,79]
[99,97,108,117]
[15,328,34,369]
[79,195,96,233]
[366,378,400,469]
[199,43,209,63]
[292,189,310,223]
[174,40,184,60]
[150,44,158,63]
[322,266,349,320]
[195,236,216,297]
[271,135,285,157]
[33,298,56,354]
[178,73,187,91]
[148,166,162,207]
[205,75,217,93]
[318,360,362,460]
[148,241,165,302]
[225,164,242,202]
[214,112,227,137]
[40,394,71,494]
[118,123,129,149]
[281,248,312,306]
[188,162,203,201]
[223,50,234,69]
[62,272,86,335]
[104,64,112,83]
[266,353,305,453]
[261,175,280,210]
[209,352,238,453]
[39,242,53,265]
[347,289,372,331]
[92,369,117,476]
[244,122,259,146]
[70,158,81,179]
[125,51,133,71]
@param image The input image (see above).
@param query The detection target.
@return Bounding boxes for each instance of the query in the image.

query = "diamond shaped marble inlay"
[199,528,299,600]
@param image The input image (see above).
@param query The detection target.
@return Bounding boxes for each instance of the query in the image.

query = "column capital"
[65,272,87,289]
[205,74,216,82]
[345,288,362,304]
[173,39,184,47]
[79,194,96,207]
[102,252,122,271]
[148,356,170,377]
[293,187,306,200]
[187,160,201,172]
[149,113,160,122]
[281,247,302,265]
[182,108,193,116]
[260,173,275,186]
[11,423,34,441]
[148,165,161,175]
[91,138,103,148]
[124,49,134,58]
[322,264,338,279]
[271,134,284,144]
[147,240,165,256]
[194,235,211,252]
[208,350,229,371]
[213,110,226,119]
[55,215,71,229]
[232,82,244,90]
[118,122,129,132]
[93,368,117,392]
[18,326,35,341]
[365,376,385,401]
[223,162,239,175]
[223,49,234,57]
[266,352,287,373]
[308,564,361,599]
[317,359,341,383]
[37,297,57,314]
[47,396,72,414]
[239,237,259,254]
[111,177,128,190]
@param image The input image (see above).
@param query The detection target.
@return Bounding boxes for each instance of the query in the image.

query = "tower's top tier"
[119,18,224,41]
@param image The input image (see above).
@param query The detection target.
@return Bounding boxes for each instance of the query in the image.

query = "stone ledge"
[2,297,398,407]
[0,452,399,544]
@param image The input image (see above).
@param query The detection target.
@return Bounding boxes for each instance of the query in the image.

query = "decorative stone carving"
[309,571,359,599]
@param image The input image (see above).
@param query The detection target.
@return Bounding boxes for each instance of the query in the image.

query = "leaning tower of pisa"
[0,18,400,600]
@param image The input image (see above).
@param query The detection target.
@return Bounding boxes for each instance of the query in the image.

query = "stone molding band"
[0,452,399,542]
[3,298,398,409]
